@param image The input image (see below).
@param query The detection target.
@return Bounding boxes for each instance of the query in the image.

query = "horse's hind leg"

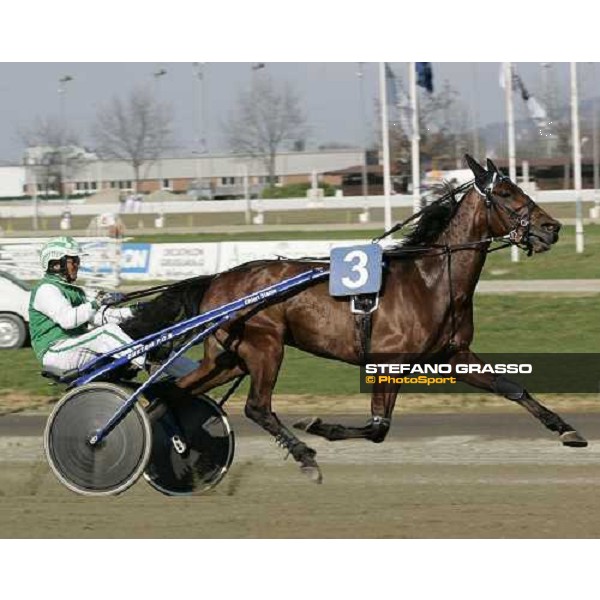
[294,384,399,443]
[176,335,245,394]
[451,350,587,447]
[237,328,323,483]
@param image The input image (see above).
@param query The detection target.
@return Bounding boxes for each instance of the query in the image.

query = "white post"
[571,62,585,253]
[378,62,393,232]
[97,160,103,194]
[30,165,38,231]
[522,160,529,185]
[504,62,520,263]
[243,164,251,225]
[311,169,318,191]
[409,62,421,214]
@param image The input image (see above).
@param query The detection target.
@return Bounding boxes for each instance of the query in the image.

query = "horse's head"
[465,154,561,254]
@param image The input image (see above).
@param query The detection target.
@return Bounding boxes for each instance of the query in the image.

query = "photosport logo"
[359,354,600,394]
[364,363,459,387]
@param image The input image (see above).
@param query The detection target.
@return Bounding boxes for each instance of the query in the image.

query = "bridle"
[473,171,536,256]
[373,174,541,347]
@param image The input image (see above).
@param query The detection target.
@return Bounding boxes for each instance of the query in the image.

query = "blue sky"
[1,61,586,164]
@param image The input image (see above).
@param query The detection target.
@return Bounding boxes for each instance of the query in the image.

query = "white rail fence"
[0,238,397,286]
[0,190,598,221]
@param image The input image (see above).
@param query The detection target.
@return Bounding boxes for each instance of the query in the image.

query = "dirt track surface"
[1,412,600,538]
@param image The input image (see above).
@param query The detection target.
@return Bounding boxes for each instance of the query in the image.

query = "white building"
[3,149,365,200]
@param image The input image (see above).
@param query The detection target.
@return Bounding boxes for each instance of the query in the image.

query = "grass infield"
[0,293,598,413]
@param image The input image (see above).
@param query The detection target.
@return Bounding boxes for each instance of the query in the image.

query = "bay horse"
[122,155,587,483]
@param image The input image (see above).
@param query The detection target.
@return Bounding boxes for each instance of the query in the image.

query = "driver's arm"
[33,284,98,330]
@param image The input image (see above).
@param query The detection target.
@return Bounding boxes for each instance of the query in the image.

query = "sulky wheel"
[44,383,152,496]
[143,390,235,496]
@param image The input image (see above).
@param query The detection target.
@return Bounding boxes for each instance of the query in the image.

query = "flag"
[512,69,550,130]
[526,96,548,125]
[416,62,433,93]
[396,86,413,138]
[385,63,412,137]
[385,62,399,107]
[513,73,530,101]
[386,63,413,137]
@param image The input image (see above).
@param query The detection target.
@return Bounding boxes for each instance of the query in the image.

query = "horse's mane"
[386,182,465,252]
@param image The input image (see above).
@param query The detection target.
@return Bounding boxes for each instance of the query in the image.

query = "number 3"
[342,250,368,289]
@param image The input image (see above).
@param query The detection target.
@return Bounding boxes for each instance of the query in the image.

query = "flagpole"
[570,62,585,253]
[409,62,421,214]
[379,62,393,231]
[504,62,520,263]
[592,63,600,219]
[357,62,370,223]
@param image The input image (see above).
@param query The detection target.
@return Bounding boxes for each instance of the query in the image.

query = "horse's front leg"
[294,383,400,443]
[237,327,323,483]
[450,350,587,447]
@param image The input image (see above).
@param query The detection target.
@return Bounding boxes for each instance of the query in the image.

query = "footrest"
[41,366,79,383]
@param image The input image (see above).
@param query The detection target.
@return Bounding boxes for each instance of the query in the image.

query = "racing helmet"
[40,236,82,272]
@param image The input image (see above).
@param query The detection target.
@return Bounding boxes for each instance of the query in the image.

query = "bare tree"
[223,75,307,185]
[92,85,172,190]
[20,116,89,196]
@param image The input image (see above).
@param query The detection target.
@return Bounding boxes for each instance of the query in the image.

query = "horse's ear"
[486,158,503,175]
[465,154,487,181]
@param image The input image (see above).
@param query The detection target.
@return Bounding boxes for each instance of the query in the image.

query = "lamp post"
[192,63,207,154]
[153,68,167,193]
[58,75,74,209]
[357,62,370,223]
[58,75,73,125]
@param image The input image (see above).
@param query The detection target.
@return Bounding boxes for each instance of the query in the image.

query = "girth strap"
[352,294,378,365]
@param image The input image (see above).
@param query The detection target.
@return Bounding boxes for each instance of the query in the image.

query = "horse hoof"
[293,417,321,433]
[560,431,588,447]
[300,464,323,484]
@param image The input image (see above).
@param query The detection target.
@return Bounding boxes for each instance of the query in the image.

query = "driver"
[28,236,144,373]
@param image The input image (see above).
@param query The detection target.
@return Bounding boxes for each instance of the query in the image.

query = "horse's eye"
[496,190,511,198]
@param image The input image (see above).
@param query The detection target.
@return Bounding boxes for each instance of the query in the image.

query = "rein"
[114,274,216,305]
